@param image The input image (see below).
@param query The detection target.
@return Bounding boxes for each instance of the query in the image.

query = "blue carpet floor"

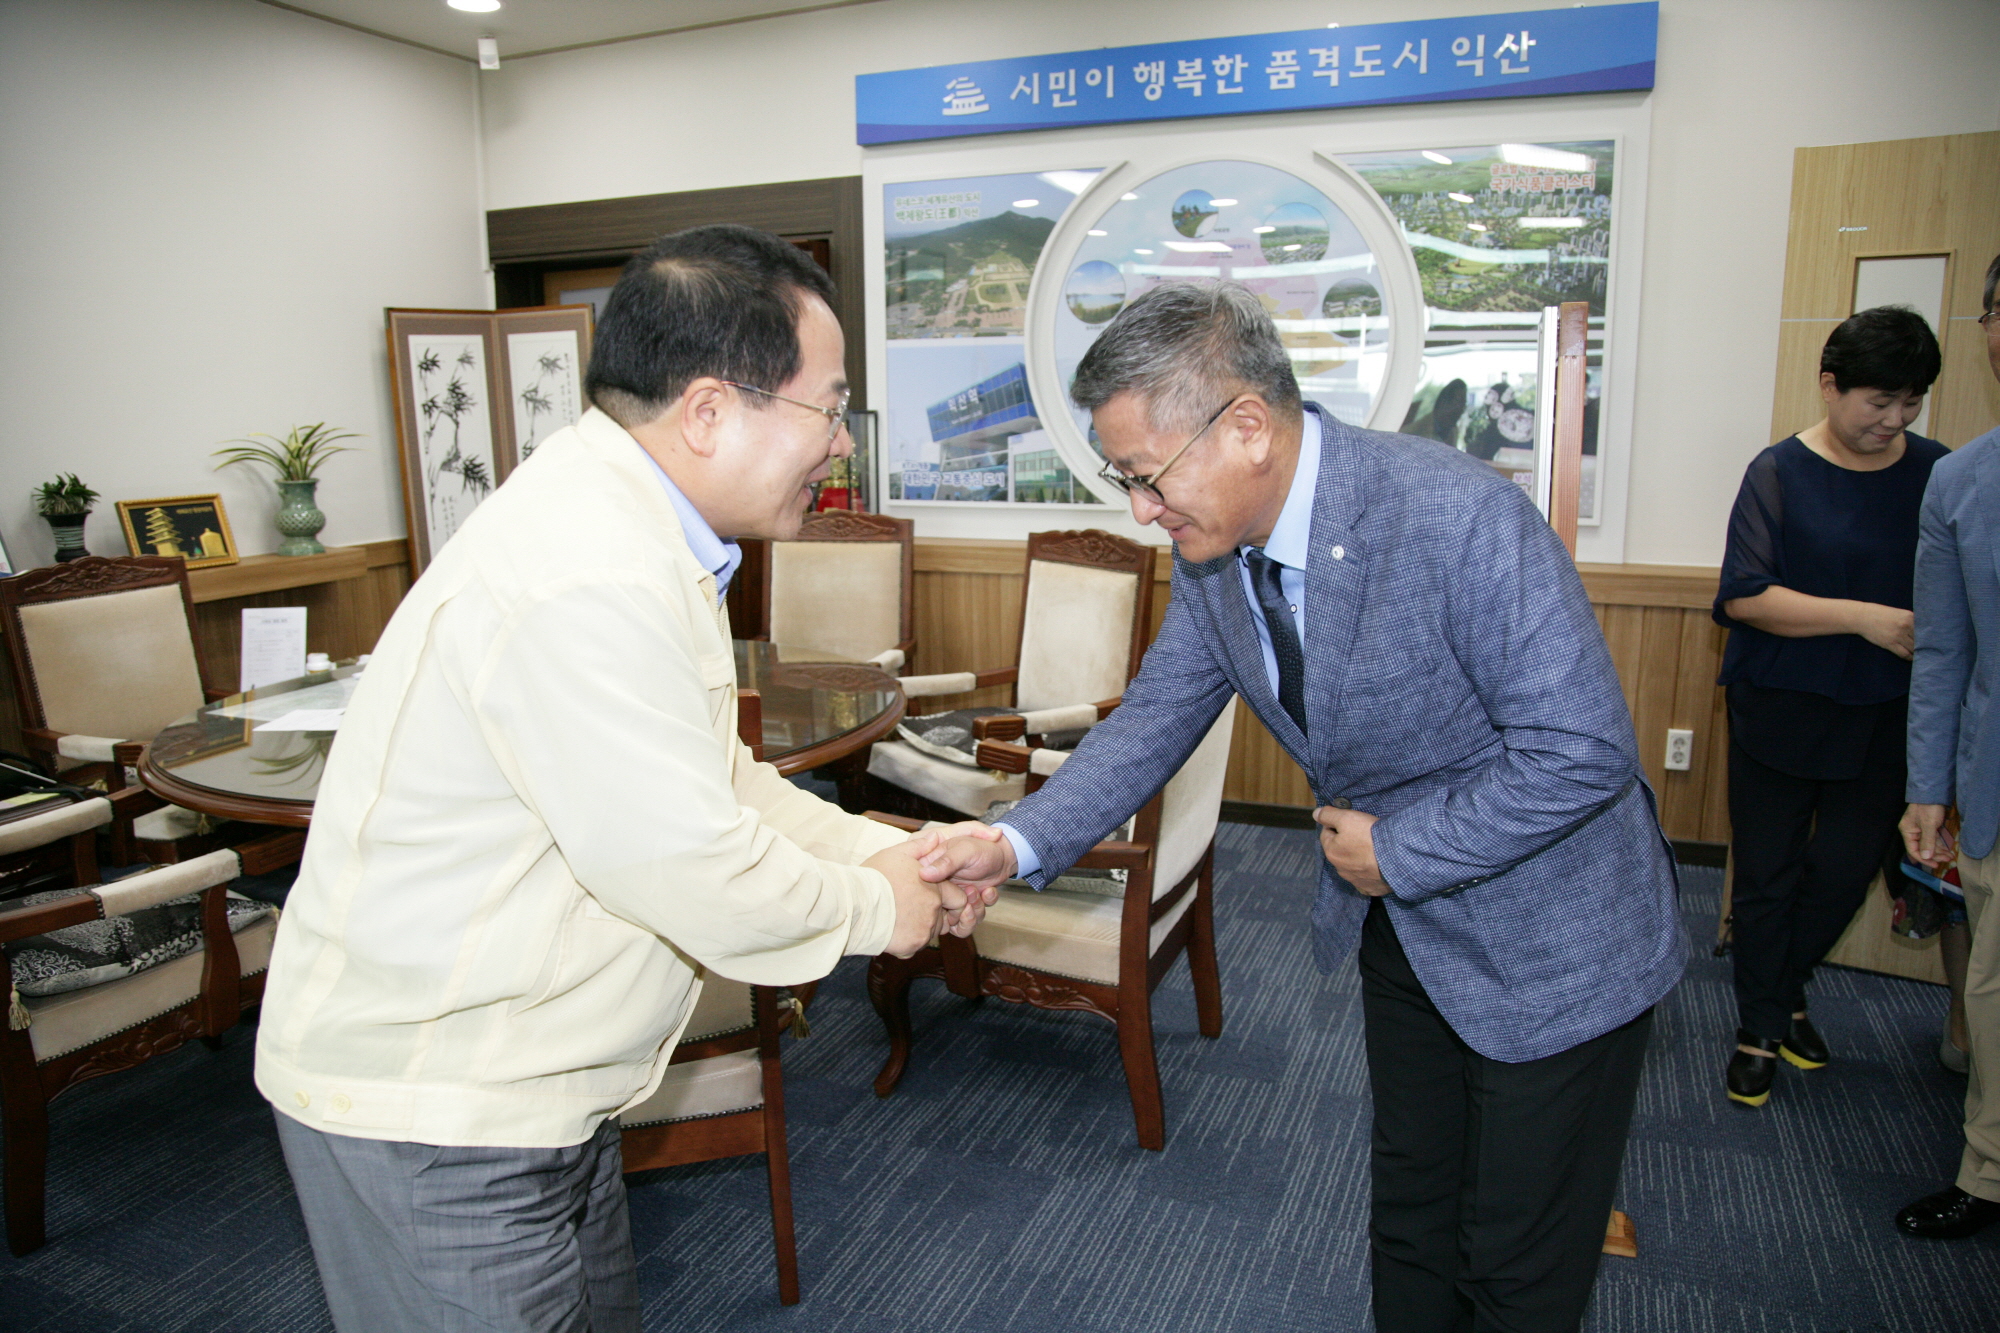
[2,822,1994,1331]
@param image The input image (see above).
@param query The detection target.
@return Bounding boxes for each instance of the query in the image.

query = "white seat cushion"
[975,882,1197,987]
[24,914,276,1062]
[868,740,1025,817]
[133,802,207,843]
[620,1049,763,1127]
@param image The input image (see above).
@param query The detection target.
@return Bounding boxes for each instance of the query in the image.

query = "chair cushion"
[7,889,272,997]
[975,882,1198,987]
[133,802,209,844]
[1015,559,1139,713]
[24,914,276,1062]
[868,740,1025,817]
[769,539,903,663]
[684,975,754,1043]
[895,707,1017,767]
[16,584,205,743]
[619,1049,763,1127]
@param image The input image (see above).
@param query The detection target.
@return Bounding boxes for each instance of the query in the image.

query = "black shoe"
[1781,1012,1828,1069]
[1894,1186,2000,1239]
[1726,1030,1781,1106]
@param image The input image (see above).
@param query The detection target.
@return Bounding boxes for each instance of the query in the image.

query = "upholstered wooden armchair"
[867,705,1236,1150]
[1,806,299,1254]
[749,510,916,673]
[619,976,811,1305]
[0,557,233,862]
[865,529,1154,822]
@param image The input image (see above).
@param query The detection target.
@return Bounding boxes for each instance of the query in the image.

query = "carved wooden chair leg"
[755,989,801,1306]
[2,1055,50,1256]
[1115,992,1166,1151]
[1187,852,1223,1040]
[867,954,917,1097]
[939,933,981,1000]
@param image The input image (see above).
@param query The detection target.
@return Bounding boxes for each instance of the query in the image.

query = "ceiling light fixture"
[1134,248,1154,256]
[1012,198,1040,208]
[1422,150,1452,165]
[1087,229,1108,236]
[1164,241,1234,253]
[477,36,499,68]
[1468,222,1488,232]
[1517,216,1585,228]
[1121,192,1140,201]
[449,0,501,12]
[1253,226,1276,234]
[1448,192,1475,204]
[1208,198,1238,207]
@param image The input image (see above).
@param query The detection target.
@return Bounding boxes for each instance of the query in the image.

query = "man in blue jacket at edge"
[1894,252,2000,1242]
[934,281,1684,1333]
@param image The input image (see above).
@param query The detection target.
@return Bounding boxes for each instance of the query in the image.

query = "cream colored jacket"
[254,409,904,1148]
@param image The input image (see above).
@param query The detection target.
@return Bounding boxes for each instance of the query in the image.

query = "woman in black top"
[1714,306,1947,1107]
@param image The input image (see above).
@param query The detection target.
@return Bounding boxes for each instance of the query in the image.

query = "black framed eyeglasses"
[1095,397,1241,505]
[720,381,852,442]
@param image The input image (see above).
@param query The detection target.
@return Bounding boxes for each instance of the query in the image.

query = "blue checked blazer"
[1908,426,2000,860]
[1002,407,1685,1063]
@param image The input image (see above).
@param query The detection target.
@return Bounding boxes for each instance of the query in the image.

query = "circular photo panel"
[1171,189,1220,238]
[1064,260,1127,325]
[1055,160,1390,442]
[1259,202,1329,264]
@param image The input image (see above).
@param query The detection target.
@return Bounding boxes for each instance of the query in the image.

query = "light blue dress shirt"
[640,446,741,603]
[999,411,1322,880]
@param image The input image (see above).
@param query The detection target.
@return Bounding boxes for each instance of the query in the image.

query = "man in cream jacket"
[256,225,976,1331]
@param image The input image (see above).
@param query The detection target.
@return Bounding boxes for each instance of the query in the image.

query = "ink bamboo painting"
[507,329,584,461]
[410,335,497,553]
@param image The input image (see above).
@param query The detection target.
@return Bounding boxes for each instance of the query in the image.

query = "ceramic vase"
[44,512,89,563]
[274,478,326,556]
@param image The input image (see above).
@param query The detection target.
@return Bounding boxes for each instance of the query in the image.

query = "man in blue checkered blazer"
[935,282,1684,1332]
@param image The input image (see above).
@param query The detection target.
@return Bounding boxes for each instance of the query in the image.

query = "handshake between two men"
[866,801,1397,959]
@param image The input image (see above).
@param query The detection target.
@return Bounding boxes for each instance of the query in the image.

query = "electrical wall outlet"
[1665,728,1693,772]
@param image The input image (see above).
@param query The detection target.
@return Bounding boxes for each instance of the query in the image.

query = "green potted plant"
[212,423,360,556]
[32,473,99,563]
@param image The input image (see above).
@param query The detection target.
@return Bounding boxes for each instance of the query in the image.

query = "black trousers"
[1726,724,1905,1040]
[1360,900,1652,1333]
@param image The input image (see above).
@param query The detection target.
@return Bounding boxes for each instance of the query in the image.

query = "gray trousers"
[275,1113,641,1333]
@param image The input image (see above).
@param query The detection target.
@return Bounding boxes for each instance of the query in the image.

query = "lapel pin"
[1329,544,1345,561]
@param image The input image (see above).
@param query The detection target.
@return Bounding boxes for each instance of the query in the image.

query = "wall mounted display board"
[385,306,593,573]
[856,4,1656,144]
[861,17,1650,558]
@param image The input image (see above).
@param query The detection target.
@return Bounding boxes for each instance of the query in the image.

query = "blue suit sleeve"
[998,587,1235,888]
[1907,468,1968,806]
[1371,481,1642,902]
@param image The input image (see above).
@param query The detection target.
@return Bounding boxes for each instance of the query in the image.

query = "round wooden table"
[138,642,904,827]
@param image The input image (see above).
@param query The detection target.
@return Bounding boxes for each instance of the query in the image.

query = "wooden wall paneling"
[1774,132,2000,448]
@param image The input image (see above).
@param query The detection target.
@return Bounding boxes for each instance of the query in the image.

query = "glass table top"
[142,644,903,814]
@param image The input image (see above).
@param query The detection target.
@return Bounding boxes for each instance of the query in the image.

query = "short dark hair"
[1820,305,1941,395]
[1984,252,2000,314]
[585,224,837,428]
[1070,280,1302,433]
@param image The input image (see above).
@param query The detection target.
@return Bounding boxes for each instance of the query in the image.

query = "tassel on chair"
[8,986,30,1031]
[781,991,810,1039]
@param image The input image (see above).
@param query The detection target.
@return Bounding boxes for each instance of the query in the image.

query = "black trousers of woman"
[1726,704,1907,1042]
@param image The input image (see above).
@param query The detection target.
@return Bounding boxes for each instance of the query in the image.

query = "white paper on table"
[253,709,345,732]
[210,676,362,721]
[241,607,307,692]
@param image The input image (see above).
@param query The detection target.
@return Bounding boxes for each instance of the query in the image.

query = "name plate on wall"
[855,3,1657,145]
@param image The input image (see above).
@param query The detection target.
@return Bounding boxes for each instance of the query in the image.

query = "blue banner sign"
[856,4,1656,145]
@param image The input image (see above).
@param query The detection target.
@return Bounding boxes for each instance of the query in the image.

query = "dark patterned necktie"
[1245,548,1307,736]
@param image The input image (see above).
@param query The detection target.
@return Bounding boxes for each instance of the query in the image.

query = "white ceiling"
[259,0,891,62]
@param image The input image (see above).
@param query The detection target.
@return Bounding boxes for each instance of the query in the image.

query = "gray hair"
[1070,280,1302,433]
